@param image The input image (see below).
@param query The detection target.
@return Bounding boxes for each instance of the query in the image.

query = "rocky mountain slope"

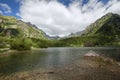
[0,15,47,39]
[56,13,120,47]
[69,13,120,37]
[82,13,120,36]
[0,13,120,48]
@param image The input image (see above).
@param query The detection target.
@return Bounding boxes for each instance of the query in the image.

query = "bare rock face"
[84,50,100,57]
[0,19,3,23]
[84,50,119,66]
[0,15,47,39]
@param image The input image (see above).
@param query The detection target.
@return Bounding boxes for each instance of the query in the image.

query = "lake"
[0,47,120,80]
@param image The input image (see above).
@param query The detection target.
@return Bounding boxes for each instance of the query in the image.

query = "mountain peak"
[82,13,120,36]
[104,12,120,19]
[0,15,47,39]
[105,12,113,16]
[70,13,120,37]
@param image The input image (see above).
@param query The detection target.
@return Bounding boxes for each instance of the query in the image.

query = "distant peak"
[106,12,113,15]
[104,13,113,17]
[105,12,119,17]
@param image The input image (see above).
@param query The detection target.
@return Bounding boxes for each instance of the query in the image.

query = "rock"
[84,50,100,57]
[47,71,54,74]
[84,50,119,66]
[44,71,55,74]
[0,19,3,23]
[117,63,120,66]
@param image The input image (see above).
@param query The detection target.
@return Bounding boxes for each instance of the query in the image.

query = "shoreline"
[0,47,43,56]
[0,57,120,80]
[0,47,120,80]
[0,49,18,56]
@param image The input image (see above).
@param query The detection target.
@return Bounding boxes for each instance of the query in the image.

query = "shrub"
[10,38,32,50]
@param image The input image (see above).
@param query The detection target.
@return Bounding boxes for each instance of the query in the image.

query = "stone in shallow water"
[84,50,100,57]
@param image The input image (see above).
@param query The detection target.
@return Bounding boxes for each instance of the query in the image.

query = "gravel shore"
[0,56,120,80]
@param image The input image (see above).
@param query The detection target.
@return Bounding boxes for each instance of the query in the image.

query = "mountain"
[68,31,84,37]
[81,13,120,36]
[70,13,120,37]
[0,15,52,50]
[47,35,60,40]
[0,13,120,49]
[56,13,120,47]
[0,15,47,39]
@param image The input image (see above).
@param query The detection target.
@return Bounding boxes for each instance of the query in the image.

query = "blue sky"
[0,0,119,36]
[0,0,20,17]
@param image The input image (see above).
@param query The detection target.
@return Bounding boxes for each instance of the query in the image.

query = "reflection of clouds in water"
[42,48,88,67]
[0,47,119,75]
[43,48,73,67]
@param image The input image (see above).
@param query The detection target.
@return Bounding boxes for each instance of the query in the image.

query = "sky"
[0,0,120,37]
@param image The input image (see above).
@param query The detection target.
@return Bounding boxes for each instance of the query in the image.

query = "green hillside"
[0,15,47,39]
[0,15,52,50]
[0,13,120,50]
[82,13,120,36]
[55,13,120,47]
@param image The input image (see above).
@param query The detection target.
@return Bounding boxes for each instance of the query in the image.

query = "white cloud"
[0,3,12,14]
[18,0,120,37]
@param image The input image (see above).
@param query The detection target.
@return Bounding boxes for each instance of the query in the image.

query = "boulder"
[84,50,100,57]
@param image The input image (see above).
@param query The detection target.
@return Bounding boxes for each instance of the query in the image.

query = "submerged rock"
[84,50,119,66]
[84,50,100,57]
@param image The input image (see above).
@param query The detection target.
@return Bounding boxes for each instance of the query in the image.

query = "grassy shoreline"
[0,47,42,56]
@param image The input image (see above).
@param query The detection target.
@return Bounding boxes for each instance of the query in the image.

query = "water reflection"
[0,47,119,75]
